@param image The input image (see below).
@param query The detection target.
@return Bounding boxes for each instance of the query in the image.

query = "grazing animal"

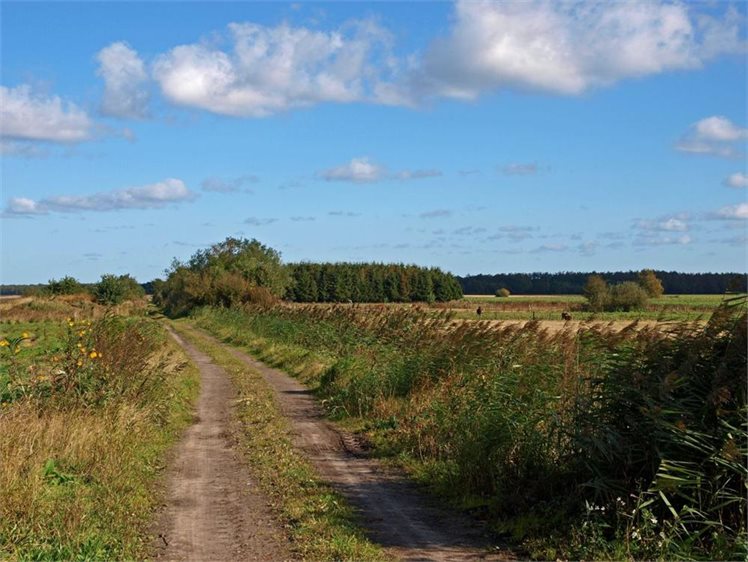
[476,306,483,317]
[561,312,572,321]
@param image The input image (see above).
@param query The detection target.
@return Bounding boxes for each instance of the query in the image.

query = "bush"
[94,274,144,305]
[608,281,649,311]
[638,269,665,297]
[496,288,511,298]
[46,276,84,296]
[583,275,610,312]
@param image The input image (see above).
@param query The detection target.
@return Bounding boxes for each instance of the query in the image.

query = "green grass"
[0,313,199,561]
[171,320,388,562]
[187,302,747,561]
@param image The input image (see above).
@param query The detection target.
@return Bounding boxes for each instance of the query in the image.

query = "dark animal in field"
[476,306,483,317]
[561,312,572,321]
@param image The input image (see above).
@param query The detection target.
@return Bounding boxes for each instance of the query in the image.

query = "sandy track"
[193,328,512,562]
[152,327,292,562]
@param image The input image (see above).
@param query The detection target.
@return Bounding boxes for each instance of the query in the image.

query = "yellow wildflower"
[22,332,29,339]
[89,351,98,359]
[77,359,83,367]
[0,340,8,347]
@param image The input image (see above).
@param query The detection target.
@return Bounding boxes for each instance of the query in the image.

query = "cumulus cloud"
[319,157,442,183]
[411,0,745,100]
[714,202,748,220]
[320,157,386,183]
[531,243,568,253]
[152,19,398,117]
[676,116,747,158]
[724,172,748,188]
[634,213,690,232]
[0,85,94,143]
[3,178,195,216]
[96,42,150,118]
[201,174,258,193]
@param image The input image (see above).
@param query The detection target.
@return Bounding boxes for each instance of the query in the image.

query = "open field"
[0,297,198,560]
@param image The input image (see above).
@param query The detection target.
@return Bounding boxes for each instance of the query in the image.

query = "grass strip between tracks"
[170,320,388,562]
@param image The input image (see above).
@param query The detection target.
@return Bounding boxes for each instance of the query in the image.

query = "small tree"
[496,288,511,298]
[47,276,84,295]
[609,282,649,311]
[94,274,144,305]
[584,275,609,312]
[638,269,664,298]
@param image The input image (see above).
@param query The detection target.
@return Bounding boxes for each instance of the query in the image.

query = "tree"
[584,275,610,312]
[47,276,84,295]
[94,274,144,305]
[638,269,664,298]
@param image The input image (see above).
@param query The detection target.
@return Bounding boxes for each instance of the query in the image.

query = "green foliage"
[638,269,665,297]
[608,281,649,311]
[192,298,747,560]
[93,274,144,305]
[495,288,511,298]
[286,263,462,303]
[155,237,289,316]
[46,276,84,296]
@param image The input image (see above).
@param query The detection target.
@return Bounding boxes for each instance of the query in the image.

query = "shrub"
[94,274,144,305]
[583,275,609,312]
[46,276,84,296]
[608,281,649,311]
[638,269,665,297]
[496,288,511,298]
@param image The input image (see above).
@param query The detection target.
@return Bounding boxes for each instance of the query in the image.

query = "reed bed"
[193,297,746,559]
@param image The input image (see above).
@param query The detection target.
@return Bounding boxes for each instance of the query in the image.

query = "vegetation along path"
[187,325,513,562]
[152,326,292,561]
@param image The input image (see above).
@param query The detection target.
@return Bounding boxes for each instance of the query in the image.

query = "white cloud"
[152,20,396,117]
[411,0,745,100]
[320,157,386,183]
[634,234,692,246]
[715,202,748,220]
[319,157,442,183]
[634,214,690,232]
[531,243,568,253]
[3,178,195,215]
[96,42,150,118]
[724,172,748,188]
[676,116,747,158]
[0,85,93,142]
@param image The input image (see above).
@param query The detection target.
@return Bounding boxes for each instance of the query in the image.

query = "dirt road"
[152,327,292,561]
[189,328,512,562]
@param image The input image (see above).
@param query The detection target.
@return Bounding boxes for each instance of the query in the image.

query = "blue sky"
[1,1,747,284]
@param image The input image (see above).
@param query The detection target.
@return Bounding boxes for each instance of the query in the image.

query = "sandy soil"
[192,329,513,562]
[151,327,292,562]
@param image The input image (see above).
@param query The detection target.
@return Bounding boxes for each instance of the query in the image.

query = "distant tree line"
[287,263,463,303]
[0,274,144,304]
[458,271,747,295]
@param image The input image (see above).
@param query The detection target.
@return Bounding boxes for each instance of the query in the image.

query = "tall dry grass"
[192,298,746,559]
[0,312,197,560]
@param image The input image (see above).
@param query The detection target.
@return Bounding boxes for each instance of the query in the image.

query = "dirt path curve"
[151,326,292,562]
[193,328,513,562]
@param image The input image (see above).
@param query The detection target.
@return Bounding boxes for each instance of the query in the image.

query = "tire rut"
[195,328,514,562]
[151,326,293,562]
